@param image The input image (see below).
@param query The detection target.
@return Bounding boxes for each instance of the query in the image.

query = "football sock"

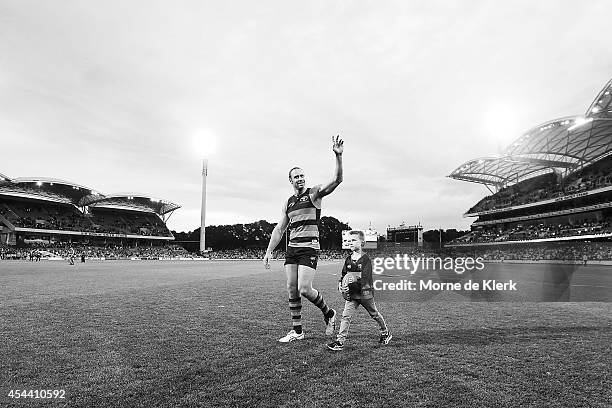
[289,297,302,331]
[307,290,331,317]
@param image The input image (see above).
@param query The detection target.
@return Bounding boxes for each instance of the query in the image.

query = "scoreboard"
[386,223,423,246]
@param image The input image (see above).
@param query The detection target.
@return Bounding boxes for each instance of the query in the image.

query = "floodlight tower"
[200,158,208,254]
[194,130,216,255]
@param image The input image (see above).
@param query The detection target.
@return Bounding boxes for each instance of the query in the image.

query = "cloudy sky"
[1,0,611,233]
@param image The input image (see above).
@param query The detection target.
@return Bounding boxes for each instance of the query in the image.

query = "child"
[327,231,391,351]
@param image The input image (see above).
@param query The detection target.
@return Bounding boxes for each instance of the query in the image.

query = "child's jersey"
[339,253,373,299]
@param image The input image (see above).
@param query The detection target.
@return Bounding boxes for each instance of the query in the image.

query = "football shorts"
[284,246,319,270]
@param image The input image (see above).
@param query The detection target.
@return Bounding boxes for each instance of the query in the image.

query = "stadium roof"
[586,77,612,119]
[13,177,95,190]
[0,173,11,181]
[449,78,612,187]
[80,193,181,216]
[0,175,180,216]
[2,177,101,204]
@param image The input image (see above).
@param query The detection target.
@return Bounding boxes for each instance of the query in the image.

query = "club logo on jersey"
[347,264,352,270]
[358,264,362,269]
[299,196,309,202]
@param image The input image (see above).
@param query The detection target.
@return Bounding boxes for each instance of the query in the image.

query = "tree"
[423,229,470,245]
[172,216,349,252]
[318,216,350,249]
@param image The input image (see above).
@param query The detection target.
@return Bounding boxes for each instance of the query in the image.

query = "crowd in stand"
[1,199,171,237]
[181,242,612,262]
[0,184,71,204]
[0,243,13,260]
[3,240,612,261]
[88,210,170,236]
[207,248,347,260]
[208,248,269,259]
[206,245,439,261]
[468,162,612,214]
[448,241,612,262]
[452,220,612,245]
[0,243,191,260]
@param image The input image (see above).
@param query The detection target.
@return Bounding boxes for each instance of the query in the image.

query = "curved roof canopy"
[449,78,612,187]
[0,173,11,182]
[448,155,559,187]
[13,177,95,190]
[586,77,612,119]
[4,177,101,204]
[80,193,181,216]
[0,176,180,216]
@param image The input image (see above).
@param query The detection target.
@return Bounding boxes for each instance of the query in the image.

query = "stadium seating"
[448,241,612,261]
[450,219,612,245]
[0,184,72,204]
[207,248,347,260]
[0,243,191,260]
[4,240,612,261]
[88,209,172,237]
[0,198,172,237]
[467,157,612,214]
[3,199,89,231]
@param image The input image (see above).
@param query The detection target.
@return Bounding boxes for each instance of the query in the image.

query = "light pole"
[194,130,216,256]
[199,158,208,254]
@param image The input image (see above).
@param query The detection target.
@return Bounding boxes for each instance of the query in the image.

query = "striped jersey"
[339,253,373,299]
[285,186,322,250]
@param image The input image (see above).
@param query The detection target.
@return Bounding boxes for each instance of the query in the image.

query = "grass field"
[1,260,611,407]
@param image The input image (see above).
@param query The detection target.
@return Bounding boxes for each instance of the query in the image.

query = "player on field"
[263,135,344,342]
[327,230,391,351]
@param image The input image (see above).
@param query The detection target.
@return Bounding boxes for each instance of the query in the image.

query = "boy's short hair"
[349,230,366,243]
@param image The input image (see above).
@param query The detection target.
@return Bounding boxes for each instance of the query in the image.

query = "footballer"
[263,135,344,342]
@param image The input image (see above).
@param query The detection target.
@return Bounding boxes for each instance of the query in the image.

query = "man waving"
[264,135,344,342]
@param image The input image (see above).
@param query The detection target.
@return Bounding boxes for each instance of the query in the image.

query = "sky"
[1,0,611,234]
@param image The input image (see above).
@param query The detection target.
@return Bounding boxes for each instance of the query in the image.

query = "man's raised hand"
[332,135,344,155]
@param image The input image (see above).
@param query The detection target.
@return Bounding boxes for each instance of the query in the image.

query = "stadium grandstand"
[0,174,180,250]
[447,77,612,258]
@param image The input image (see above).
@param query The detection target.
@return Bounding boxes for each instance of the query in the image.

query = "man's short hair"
[288,167,302,179]
[350,230,366,242]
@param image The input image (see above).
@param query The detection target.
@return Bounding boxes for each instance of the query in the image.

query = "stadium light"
[568,117,593,131]
[199,158,209,255]
[192,129,217,256]
[484,104,520,153]
[193,130,217,157]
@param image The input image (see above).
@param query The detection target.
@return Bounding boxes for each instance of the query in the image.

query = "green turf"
[1,260,611,407]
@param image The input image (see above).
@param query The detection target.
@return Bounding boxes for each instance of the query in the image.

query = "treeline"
[172,216,350,252]
[422,229,469,243]
[172,218,469,252]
